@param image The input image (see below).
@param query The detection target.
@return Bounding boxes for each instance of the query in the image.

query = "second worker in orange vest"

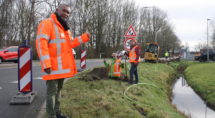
[35,4,90,118]
[129,40,140,84]
[113,56,122,77]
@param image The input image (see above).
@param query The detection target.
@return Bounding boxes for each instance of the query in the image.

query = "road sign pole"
[124,56,128,79]
[124,25,138,80]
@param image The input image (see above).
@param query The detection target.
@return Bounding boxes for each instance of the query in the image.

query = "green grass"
[169,61,196,73]
[60,63,186,118]
[185,62,215,110]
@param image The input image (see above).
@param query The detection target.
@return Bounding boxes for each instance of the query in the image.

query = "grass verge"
[60,63,186,118]
[184,62,215,110]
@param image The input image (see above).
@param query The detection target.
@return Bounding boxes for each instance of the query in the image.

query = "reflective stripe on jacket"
[36,13,89,80]
[113,59,121,77]
[129,45,140,63]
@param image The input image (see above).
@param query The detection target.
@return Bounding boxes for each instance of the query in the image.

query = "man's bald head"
[58,4,70,9]
[56,4,71,20]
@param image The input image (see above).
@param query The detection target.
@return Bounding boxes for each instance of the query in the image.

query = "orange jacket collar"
[50,13,65,31]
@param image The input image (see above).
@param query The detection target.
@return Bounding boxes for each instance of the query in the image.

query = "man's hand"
[44,68,51,74]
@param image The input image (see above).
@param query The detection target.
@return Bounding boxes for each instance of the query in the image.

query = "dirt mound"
[79,67,109,81]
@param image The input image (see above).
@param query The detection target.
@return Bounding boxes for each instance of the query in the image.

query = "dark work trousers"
[46,79,64,118]
[129,63,138,84]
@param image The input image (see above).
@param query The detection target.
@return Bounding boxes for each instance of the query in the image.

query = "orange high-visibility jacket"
[129,45,140,63]
[113,59,121,77]
[36,13,90,80]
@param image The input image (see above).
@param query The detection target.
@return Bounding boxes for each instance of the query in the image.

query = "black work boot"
[56,112,68,118]
[129,80,134,84]
[135,80,138,84]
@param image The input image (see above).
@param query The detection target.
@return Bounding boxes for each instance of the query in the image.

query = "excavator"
[144,42,159,62]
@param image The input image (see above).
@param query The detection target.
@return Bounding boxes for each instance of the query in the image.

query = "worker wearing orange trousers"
[36,4,90,118]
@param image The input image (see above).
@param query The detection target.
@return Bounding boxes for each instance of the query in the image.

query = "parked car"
[194,52,201,61]
[195,49,215,62]
[0,46,18,64]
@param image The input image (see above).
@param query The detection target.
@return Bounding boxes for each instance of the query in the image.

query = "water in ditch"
[172,77,215,118]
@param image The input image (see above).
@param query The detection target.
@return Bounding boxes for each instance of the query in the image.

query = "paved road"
[0,59,104,118]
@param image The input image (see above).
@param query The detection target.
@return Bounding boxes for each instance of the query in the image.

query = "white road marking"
[0,67,17,70]
[10,81,18,84]
[9,77,42,84]
[0,86,2,90]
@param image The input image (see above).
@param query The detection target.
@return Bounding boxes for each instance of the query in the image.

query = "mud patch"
[79,67,108,81]
[133,103,147,116]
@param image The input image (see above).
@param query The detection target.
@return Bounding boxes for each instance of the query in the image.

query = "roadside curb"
[37,102,46,118]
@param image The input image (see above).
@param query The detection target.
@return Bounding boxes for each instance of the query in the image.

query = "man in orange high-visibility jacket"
[129,40,140,84]
[35,4,90,118]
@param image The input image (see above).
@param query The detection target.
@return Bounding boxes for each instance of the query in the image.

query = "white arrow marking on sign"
[125,40,131,50]
[125,39,134,51]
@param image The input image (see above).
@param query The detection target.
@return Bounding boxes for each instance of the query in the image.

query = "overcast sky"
[134,0,215,51]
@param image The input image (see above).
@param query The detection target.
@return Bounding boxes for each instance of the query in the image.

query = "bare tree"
[0,0,14,47]
[0,0,181,59]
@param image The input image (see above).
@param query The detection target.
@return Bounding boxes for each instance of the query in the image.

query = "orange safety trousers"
[113,59,121,77]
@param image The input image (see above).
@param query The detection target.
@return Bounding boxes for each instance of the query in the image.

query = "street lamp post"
[207,18,211,62]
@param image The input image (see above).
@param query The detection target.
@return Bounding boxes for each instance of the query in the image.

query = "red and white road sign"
[18,46,32,93]
[124,25,137,37]
[124,38,136,51]
[81,50,86,69]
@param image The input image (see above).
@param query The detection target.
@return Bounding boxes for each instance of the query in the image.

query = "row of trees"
[0,0,181,59]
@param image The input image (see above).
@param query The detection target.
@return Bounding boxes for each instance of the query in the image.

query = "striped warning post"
[18,46,32,93]
[80,50,86,69]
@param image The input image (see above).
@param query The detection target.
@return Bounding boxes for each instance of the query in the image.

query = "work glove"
[44,68,51,74]
[86,30,91,38]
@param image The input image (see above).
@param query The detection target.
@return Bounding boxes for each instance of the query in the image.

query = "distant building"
[181,48,195,60]
[181,48,188,59]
